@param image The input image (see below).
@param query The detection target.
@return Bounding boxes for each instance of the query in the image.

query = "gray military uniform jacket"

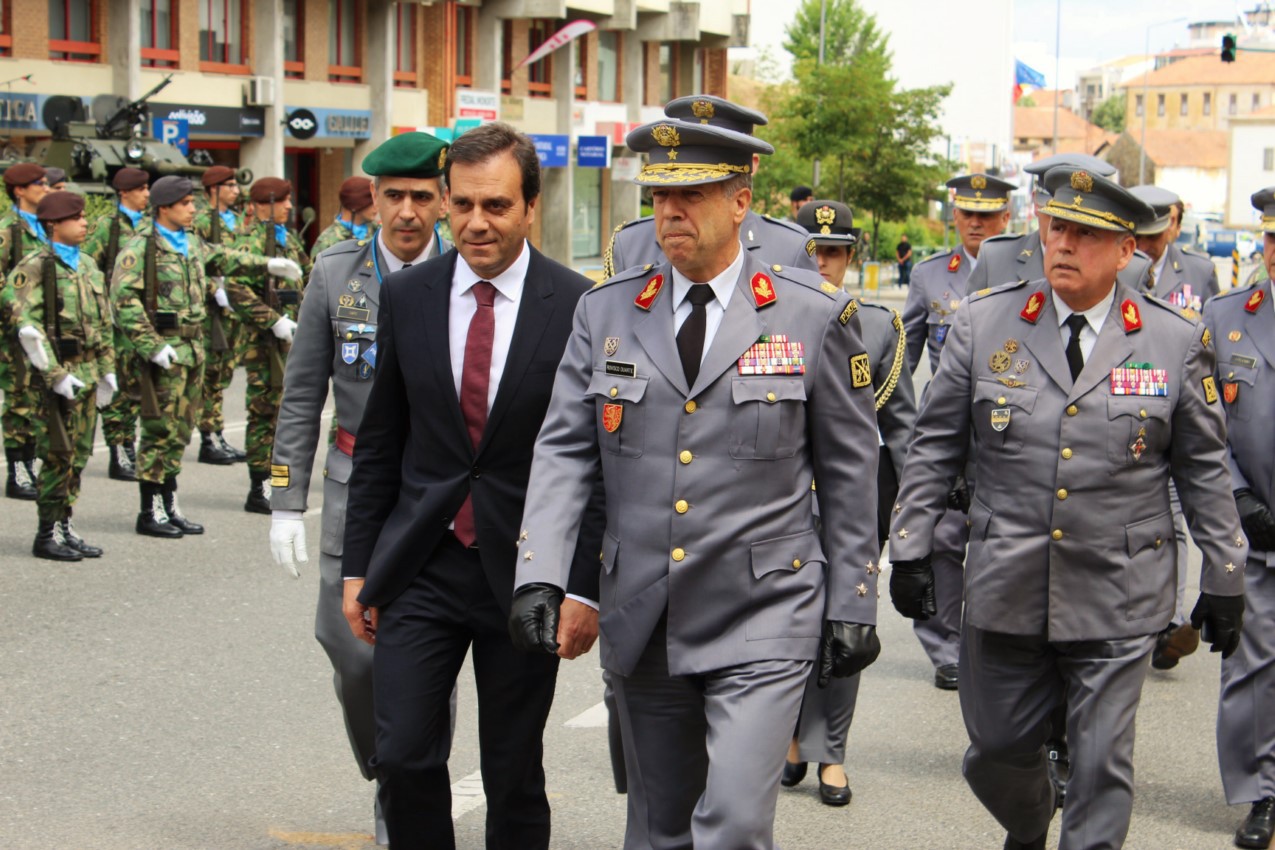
[859,300,915,480]
[966,231,1152,296]
[902,246,972,374]
[1148,242,1219,305]
[514,254,881,678]
[270,233,451,554]
[1203,279,1275,566]
[892,278,1247,641]
[603,210,817,278]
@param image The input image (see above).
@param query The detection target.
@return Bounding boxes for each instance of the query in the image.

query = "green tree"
[1017,94,1037,107]
[783,0,891,67]
[1092,94,1126,132]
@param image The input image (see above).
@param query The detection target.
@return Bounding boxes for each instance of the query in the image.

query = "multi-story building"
[1119,52,1275,135]
[0,0,748,265]
[1075,55,1152,120]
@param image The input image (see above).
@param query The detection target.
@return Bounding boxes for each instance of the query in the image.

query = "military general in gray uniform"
[601,95,817,280]
[1203,187,1275,850]
[966,154,1152,297]
[889,166,1247,850]
[267,131,452,845]
[508,120,882,850]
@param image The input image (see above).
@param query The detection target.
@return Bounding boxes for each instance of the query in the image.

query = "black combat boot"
[33,518,82,561]
[136,480,183,538]
[162,477,204,534]
[6,446,37,500]
[108,442,137,481]
[217,431,247,462]
[244,469,271,514]
[60,511,103,558]
[198,431,236,465]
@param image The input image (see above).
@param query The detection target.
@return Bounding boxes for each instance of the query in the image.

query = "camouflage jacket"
[310,219,361,261]
[83,209,151,290]
[5,244,115,387]
[222,222,312,332]
[0,209,47,280]
[111,230,215,368]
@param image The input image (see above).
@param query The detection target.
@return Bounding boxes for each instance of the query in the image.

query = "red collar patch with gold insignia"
[1121,299,1142,333]
[634,274,664,310]
[1245,288,1265,314]
[1020,291,1045,323]
[751,272,777,308]
[947,254,961,272]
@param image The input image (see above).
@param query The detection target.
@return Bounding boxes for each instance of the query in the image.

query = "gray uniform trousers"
[1218,560,1275,804]
[913,509,967,669]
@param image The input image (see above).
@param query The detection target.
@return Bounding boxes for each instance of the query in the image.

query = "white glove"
[270,510,308,578]
[267,257,303,281]
[214,287,230,309]
[53,373,85,400]
[17,326,49,372]
[95,373,117,408]
[271,316,297,344]
[151,344,177,370]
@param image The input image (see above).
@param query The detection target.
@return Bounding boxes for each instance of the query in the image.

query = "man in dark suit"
[341,122,603,850]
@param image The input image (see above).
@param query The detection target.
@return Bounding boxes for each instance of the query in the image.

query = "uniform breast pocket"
[1107,396,1171,467]
[587,370,648,458]
[1219,362,1258,422]
[972,378,1037,456]
[730,378,807,460]
[332,321,375,383]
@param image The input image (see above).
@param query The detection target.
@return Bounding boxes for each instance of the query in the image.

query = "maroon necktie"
[453,281,497,547]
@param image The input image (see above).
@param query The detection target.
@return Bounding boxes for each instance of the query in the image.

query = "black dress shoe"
[817,764,851,806]
[1236,797,1275,849]
[781,760,807,787]
[934,663,959,690]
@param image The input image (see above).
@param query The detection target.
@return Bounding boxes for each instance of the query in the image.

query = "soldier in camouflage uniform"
[6,192,116,560]
[309,176,377,261]
[0,163,51,500]
[112,176,215,539]
[222,176,310,513]
[83,167,151,482]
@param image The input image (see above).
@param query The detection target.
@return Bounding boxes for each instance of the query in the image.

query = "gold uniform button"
[1056,488,1068,500]
[997,396,1007,405]
[772,264,783,272]
[1066,405,1078,416]
[1051,529,1064,541]
[684,400,697,414]
[679,450,693,464]
[1061,448,1073,459]
[671,548,685,562]
[766,392,777,403]
[674,499,689,514]
[609,387,618,398]
[1139,408,1148,419]
[791,559,802,569]
[1154,536,1163,548]
[1228,371,1235,379]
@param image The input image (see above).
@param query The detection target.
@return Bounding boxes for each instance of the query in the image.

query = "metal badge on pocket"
[602,402,623,433]
[341,341,359,364]
[991,407,1011,432]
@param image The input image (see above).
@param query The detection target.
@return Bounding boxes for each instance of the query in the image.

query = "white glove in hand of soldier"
[52,374,85,400]
[266,257,303,281]
[271,316,298,344]
[151,344,177,370]
[95,373,118,408]
[270,510,308,579]
[212,276,230,309]
[17,326,49,371]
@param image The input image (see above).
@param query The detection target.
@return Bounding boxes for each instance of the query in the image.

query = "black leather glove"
[1234,488,1275,551]
[817,621,881,687]
[508,583,564,655]
[889,554,937,621]
[1189,592,1245,659]
[947,475,971,513]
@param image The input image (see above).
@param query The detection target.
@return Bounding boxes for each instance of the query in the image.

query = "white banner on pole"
[514,20,598,72]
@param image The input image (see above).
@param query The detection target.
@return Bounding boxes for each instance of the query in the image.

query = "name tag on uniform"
[605,360,636,378]
[738,334,805,375]
[1110,366,1168,396]
[336,305,371,322]
[341,342,359,364]
[1230,354,1258,369]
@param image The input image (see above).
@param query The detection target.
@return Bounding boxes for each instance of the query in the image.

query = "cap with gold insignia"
[1026,153,1117,207]
[626,120,772,187]
[35,190,84,223]
[1128,185,1179,236]
[150,175,195,208]
[946,173,1015,212]
[1251,186,1275,234]
[795,199,857,245]
[3,162,46,188]
[112,167,149,192]
[663,94,767,135]
[361,131,449,179]
[1041,166,1155,233]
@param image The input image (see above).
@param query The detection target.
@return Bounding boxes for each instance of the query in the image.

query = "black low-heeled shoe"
[1236,797,1275,849]
[781,760,807,787]
[817,764,851,806]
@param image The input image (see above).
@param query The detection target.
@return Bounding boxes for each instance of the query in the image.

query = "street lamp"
[1139,17,1187,185]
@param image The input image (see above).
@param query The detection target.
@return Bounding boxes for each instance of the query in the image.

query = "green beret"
[361,131,449,179]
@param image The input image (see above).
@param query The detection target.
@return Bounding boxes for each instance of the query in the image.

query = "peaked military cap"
[151,175,194,208]
[44,167,67,186]
[36,190,84,223]
[1251,186,1275,234]
[3,162,46,188]
[664,94,768,135]
[112,167,149,192]
[1128,185,1179,236]
[796,199,857,245]
[361,131,449,179]
[339,177,374,212]
[1024,153,1117,178]
[250,177,292,204]
[627,120,771,187]
[201,165,237,188]
[947,173,1015,212]
[1041,166,1154,233]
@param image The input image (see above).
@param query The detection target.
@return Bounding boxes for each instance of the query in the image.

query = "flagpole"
[1051,0,1060,154]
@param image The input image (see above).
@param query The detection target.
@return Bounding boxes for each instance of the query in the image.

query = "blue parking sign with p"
[153,118,190,155]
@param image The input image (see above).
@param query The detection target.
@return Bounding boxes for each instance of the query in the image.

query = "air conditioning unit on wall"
[245,76,275,107]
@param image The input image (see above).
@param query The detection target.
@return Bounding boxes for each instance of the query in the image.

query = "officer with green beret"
[267,130,453,844]
[220,176,310,513]
[6,190,115,560]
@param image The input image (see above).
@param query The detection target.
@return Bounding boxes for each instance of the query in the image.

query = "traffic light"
[1222,33,1237,63]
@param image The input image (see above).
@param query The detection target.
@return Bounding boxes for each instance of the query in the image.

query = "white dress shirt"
[1053,285,1115,363]
[1150,250,1169,290]
[377,228,438,275]
[448,240,529,411]
[671,242,745,362]
[962,243,979,272]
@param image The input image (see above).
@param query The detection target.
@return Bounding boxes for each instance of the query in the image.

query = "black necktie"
[1064,313,1087,382]
[677,285,715,387]
[402,262,412,269]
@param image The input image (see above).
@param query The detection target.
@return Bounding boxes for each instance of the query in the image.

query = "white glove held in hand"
[213,278,230,309]
[270,510,308,579]
[271,317,297,344]
[267,257,303,281]
[151,344,177,370]
[17,326,49,371]
[53,374,85,400]
[96,373,117,408]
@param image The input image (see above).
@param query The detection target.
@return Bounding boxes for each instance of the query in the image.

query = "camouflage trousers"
[100,341,141,446]
[35,389,97,522]
[243,336,285,473]
[199,311,245,434]
[1,345,40,451]
[138,362,203,484]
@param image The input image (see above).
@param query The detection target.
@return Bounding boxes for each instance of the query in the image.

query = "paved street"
[0,350,1254,850]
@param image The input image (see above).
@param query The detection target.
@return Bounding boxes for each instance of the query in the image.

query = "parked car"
[1202,227,1262,260]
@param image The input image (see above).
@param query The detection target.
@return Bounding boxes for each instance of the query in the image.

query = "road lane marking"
[451,769,486,819]
[564,700,609,728]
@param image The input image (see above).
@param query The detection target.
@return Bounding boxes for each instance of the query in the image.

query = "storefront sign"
[153,118,190,155]
[456,89,499,122]
[0,93,41,130]
[150,102,265,137]
[576,136,610,168]
[285,106,373,139]
[531,134,570,168]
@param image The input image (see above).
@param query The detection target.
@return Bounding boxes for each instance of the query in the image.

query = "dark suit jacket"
[342,245,603,611]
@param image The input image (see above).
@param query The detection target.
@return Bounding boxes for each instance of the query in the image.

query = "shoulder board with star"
[916,247,953,266]
[1138,290,1198,325]
[970,278,1029,302]
[980,232,1025,246]
[760,214,810,237]
[320,237,368,257]
[593,261,656,290]
[765,262,840,299]
[1214,280,1261,300]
